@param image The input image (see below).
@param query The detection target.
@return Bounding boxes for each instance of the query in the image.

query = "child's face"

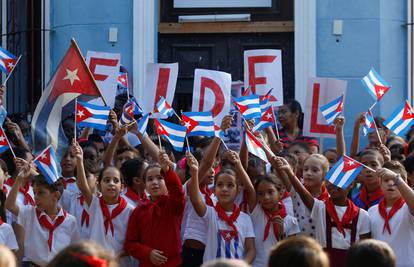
[288,145,309,167]
[360,154,382,188]
[145,167,167,199]
[381,174,402,200]
[33,185,58,210]
[302,157,324,188]
[99,168,123,199]
[61,151,75,176]
[368,129,386,144]
[115,151,136,169]
[257,181,280,211]
[214,173,238,204]
[324,151,338,168]
[201,166,215,186]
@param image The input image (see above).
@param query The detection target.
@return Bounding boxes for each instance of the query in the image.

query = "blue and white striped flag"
[320,94,344,125]
[76,101,111,131]
[154,119,187,152]
[182,111,215,137]
[34,146,60,184]
[362,110,375,136]
[120,97,143,125]
[326,155,363,189]
[361,68,390,102]
[154,96,175,118]
[137,113,150,135]
[384,100,414,136]
[233,94,261,120]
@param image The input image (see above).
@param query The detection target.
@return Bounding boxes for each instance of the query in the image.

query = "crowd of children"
[0,94,413,267]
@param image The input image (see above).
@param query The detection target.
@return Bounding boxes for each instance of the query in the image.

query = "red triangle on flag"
[49,40,102,101]
[126,103,135,117]
[234,101,248,115]
[336,96,344,113]
[76,103,93,123]
[3,58,17,74]
[246,130,263,149]
[374,85,390,101]
[37,149,51,165]
[343,155,362,172]
[154,119,169,136]
[262,107,274,122]
[402,101,414,120]
[181,114,199,134]
[0,128,9,146]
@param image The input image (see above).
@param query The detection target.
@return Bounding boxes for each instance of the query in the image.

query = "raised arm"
[73,140,93,206]
[267,154,292,192]
[264,127,284,155]
[187,152,207,217]
[350,113,364,158]
[273,157,315,210]
[333,115,345,156]
[5,158,32,216]
[5,119,30,151]
[102,124,128,167]
[227,150,256,212]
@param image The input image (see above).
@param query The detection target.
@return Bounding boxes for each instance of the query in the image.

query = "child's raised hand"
[244,119,255,132]
[355,112,365,126]
[159,152,173,172]
[71,140,83,161]
[14,157,32,179]
[377,168,400,183]
[127,119,138,134]
[225,150,242,168]
[378,144,391,162]
[149,249,168,265]
[333,115,345,129]
[220,114,234,131]
[186,152,199,177]
[273,157,292,173]
[114,124,128,139]
[272,216,285,240]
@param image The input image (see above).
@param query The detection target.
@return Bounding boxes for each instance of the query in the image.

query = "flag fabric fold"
[154,119,187,152]
[245,130,269,163]
[76,101,110,131]
[384,100,414,136]
[233,95,261,120]
[320,94,344,125]
[362,110,375,136]
[182,111,215,137]
[253,107,275,132]
[361,68,390,102]
[137,113,150,135]
[120,97,143,125]
[0,46,18,75]
[154,96,175,118]
[34,146,60,184]
[0,127,12,153]
[325,155,363,189]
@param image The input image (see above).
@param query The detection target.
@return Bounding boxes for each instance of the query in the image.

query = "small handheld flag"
[0,106,7,126]
[362,110,375,136]
[34,146,60,185]
[233,94,261,120]
[182,111,215,137]
[120,97,143,125]
[76,101,111,131]
[361,68,390,102]
[253,107,275,132]
[0,47,18,75]
[154,96,175,118]
[137,113,150,135]
[154,119,187,152]
[383,100,414,136]
[245,130,269,163]
[0,126,13,155]
[320,94,344,125]
[117,72,128,88]
[325,155,363,189]
[259,89,276,112]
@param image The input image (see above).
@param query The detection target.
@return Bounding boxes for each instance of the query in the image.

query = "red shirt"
[124,168,185,267]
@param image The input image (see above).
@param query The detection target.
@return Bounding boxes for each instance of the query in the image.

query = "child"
[120,158,148,208]
[72,141,134,266]
[59,149,79,212]
[249,175,300,267]
[0,174,18,251]
[352,149,384,209]
[188,150,256,263]
[368,161,414,267]
[346,239,396,267]
[402,155,414,188]
[274,155,371,267]
[124,152,185,267]
[287,142,311,177]
[5,158,79,266]
[0,244,17,267]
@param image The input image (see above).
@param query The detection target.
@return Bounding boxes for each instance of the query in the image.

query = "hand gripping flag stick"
[367,106,383,145]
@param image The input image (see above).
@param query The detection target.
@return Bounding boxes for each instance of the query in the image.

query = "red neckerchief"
[99,196,127,236]
[36,208,67,251]
[124,186,142,203]
[200,185,214,206]
[325,198,359,237]
[263,202,287,241]
[305,184,329,201]
[359,186,383,209]
[215,203,241,239]
[0,216,3,225]
[378,198,405,234]
[6,178,35,206]
[78,195,89,227]
[2,185,7,194]
[239,190,249,212]
[70,252,108,267]
[280,191,289,201]
[62,177,76,189]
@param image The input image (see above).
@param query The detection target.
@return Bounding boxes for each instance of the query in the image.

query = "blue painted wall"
[50,0,134,75]
[316,0,407,151]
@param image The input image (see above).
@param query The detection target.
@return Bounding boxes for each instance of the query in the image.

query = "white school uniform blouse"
[0,222,18,250]
[67,193,92,240]
[17,206,79,266]
[250,204,300,267]
[281,196,294,217]
[290,188,317,237]
[59,177,80,211]
[368,203,414,267]
[4,183,35,223]
[311,199,370,249]
[201,205,255,262]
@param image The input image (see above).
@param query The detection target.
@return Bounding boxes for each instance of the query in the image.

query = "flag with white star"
[0,127,12,154]
[34,146,60,184]
[0,46,18,75]
[120,97,143,125]
[384,100,414,136]
[154,119,187,152]
[253,106,275,132]
[319,94,344,125]
[76,101,111,131]
[182,111,215,137]
[325,155,363,189]
[361,68,390,102]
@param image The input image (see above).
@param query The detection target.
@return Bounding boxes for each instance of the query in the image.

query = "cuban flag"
[34,146,60,184]
[0,127,11,153]
[253,107,275,132]
[245,130,269,163]
[233,94,261,120]
[0,106,7,126]
[117,72,128,88]
[216,230,240,259]
[326,155,363,189]
[361,68,390,102]
[154,119,187,152]
[182,111,215,137]
[76,101,111,131]
[259,89,276,112]
[384,100,414,136]
[0,46,18,75]
[137,113,150,135]
[214,123,224,138]
[154,96,175,118]
[120,97,143,125]
[320,94,344,125]
[362,110,375,136]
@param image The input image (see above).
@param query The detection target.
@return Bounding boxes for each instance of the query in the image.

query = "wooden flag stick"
[74,98,78,141]
[1,126,16,158]
[158,134,162,150]
[2,55,22,86]
[369,108,383,145]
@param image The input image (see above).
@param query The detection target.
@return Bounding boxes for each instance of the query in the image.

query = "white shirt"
[67,193,92,240]
[281,196,294,217]
[311,199,370,249]
[17,206,79,266]
[4,183,35,223]
[290,188,316,237]
[59,177,79,211]
[0,222,18,250]
[369,203,414,267]
[250,204,300,267]
[202,205,255,262]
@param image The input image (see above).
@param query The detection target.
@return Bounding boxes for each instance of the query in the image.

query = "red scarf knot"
[62,177,76,189]
[215,203,241,239]
[280,191,290,201]
[325,198,360,237]
[200,185,214,207]
[99,196,127,237]
[36,208,67,251]
[263,202,287,241]
[124,186,143,203]
[359,186,384,209]
[378,198,405,235]
[78,195,90,227]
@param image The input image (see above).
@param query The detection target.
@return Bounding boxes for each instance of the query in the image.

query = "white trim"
[408,0,413,105]
[41,0,51,90]
[294,0,316,106]
[133,0,155,102]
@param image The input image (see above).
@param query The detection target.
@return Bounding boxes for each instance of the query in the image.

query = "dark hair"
[88,134,105,146]
[268,235,329,267]
[403,155,414,174]
[360,149,385,166]
[32,175,64,197]
[79,140,98,154]
[406,125,414,142]
[0,147,31,176]
[142,163,161,181]
[97,166,122,184]
[323,148,338,155]
[46,241,118,267]
[389,144,405,162]
[346,239,396,267]
[120,158,146,187]
[214,168,237,186]
[283,99,304,129]
[383,161,408,182]
[115,146,139,158]
[277,151,298,170]
[408,139,414,155]
[0,190,6,222]
[288,141,311,154]
[254,175,281,192]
